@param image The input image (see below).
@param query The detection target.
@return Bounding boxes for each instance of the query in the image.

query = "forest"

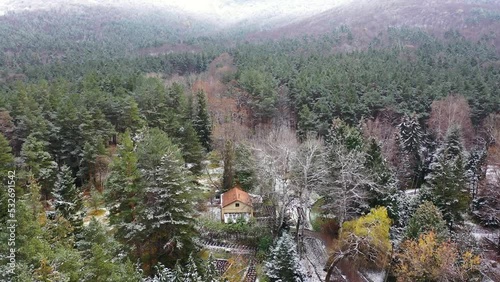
[0,1,500,281]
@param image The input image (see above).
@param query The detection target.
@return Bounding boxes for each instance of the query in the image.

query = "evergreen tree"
[117,96,144,133]
[52,165,83,229]
[183,253,203,282]
[296,104,317,139]
[105,130,143,245]
[364,138,394,209]
[204,253,221,282]
[0,132,13,175]
[425,126,470,227]
[465,147,486,204]
[264,232,304,282]
[0,133,14,223]
[193,90,212,152]
[234,143,256,191]
[137,128,197,269]
[406,201,448,240]
[20,134,58,198]
[221,140,235,192]
[397,113,424,189]
[144,264,177,282]
[79,218,142,282]
[178,122,204,173]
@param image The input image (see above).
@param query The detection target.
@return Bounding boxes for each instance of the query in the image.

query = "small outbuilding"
[220,186,253,223]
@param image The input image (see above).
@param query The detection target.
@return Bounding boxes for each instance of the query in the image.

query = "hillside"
[246,0,500,50]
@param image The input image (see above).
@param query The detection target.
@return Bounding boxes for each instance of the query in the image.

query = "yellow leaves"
[395,231,481,282]
[461,251,481,273]
[338,207,392,268]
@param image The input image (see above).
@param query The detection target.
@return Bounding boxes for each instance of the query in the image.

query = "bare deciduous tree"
[290,133,328,248]
[251,126,298,233]
[427,95,474,148]
[321,143,376,226]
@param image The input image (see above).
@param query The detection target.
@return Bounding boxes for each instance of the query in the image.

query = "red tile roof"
[221,186,252,208]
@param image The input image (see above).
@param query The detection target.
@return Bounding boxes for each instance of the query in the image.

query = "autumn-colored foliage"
[395,231,481,282]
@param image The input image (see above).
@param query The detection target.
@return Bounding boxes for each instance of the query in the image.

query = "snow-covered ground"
[465,221,497,241]
[363,270,386,282]
[486,165,499,185]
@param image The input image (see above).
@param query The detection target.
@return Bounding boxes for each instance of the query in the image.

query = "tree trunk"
[325,254,344,282]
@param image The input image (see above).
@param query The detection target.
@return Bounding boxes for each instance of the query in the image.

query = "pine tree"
[20,134,58,198]
[406,201,448,240]
[221,140,235,192]
[52,165,83,229]
[145,264,177,282]
[0,133,13,223]
[397,113,424,189]
[264,232,304,282]
[193,90,212,152]
[234,144,256,191]
[425,126,470,227]
[204,253,221,282]
[117,97,144,133]
[178,122,204,173]
[105,130,143,244]
[137,128,197,269]
[296,104,317,140]
[0,132,13,175]
[183,253,203,282]
[79,218,142,282]
[465,148,486,205]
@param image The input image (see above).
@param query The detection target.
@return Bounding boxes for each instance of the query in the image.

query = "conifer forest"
[0,0,500,281]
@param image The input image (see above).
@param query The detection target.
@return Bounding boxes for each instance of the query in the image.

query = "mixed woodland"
[0,1,500,281]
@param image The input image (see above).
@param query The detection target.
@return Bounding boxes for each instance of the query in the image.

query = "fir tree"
[406,201,448,240]
[425,126,470,227]
[193,90,212,152]
[183,253,203,282]
[52,165,83,229]
[0,132,13,175]
[178,122,204,173]
[397,113,424,189]
[465,148,486,205]
[0,133,13,223]
[264,232,304,282]
[221,140,235,192]
[79,218,141,282]
[137,129,197,269]
[145,264,177,282]
[20,134,58,198]
[204,253,221,282]
[105,130,143,244]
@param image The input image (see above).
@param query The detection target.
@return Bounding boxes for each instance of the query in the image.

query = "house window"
[235,203,240,207]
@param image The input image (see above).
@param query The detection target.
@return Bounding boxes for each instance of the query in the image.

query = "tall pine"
[52,165,83,232]
[105,129,142,246]
[136,128,198,271]
[264,232,304,282]
[425,126,469,227]
[193,90,212,152]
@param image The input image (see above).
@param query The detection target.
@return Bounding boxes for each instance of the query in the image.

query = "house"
[221,186,253,223]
